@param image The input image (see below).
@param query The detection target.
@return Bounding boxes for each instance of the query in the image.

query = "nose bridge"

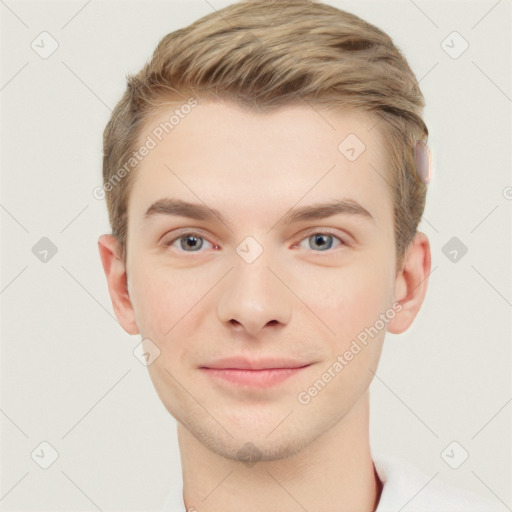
[216,237,292,335]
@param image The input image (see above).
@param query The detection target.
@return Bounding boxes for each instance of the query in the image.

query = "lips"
[200,357,312,388]
[200,356,311,370]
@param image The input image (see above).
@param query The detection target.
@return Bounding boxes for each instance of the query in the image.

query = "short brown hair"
[102,0,428,268]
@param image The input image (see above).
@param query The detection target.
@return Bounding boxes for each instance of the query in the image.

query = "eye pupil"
[310,234,332,251]
[181,235,202,251]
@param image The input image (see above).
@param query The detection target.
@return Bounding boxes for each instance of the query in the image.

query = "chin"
[183,413,318,464]
[210,434,311,464]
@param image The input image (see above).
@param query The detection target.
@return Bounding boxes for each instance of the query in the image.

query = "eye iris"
[180,235,202,251]
[310,234,332,251]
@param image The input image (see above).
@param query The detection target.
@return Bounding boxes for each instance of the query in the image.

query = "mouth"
[200,357,313,388]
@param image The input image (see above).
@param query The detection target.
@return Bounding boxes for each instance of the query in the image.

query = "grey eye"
[179,235,204,251]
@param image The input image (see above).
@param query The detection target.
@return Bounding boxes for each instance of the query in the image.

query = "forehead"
[127,99,393,232]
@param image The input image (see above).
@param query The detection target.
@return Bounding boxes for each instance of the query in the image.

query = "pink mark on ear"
[413,140,432,185]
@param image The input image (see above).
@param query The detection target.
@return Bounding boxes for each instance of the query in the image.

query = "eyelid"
[296,227,349,244]
[162,227,350,252]
[292,228,349,251]
[162,228,217,248]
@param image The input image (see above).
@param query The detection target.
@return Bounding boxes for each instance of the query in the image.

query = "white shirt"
[160,453,504,511]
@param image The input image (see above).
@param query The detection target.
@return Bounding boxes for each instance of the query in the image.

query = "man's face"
[123,100,400,460]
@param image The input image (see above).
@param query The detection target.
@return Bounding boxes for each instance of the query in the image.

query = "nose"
[216,248,292,337]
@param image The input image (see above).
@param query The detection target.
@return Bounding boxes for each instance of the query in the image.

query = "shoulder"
[373,453,504,512]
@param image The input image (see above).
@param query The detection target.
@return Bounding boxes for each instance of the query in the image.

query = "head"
[98,0,431,462]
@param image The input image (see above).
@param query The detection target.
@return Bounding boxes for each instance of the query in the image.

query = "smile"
[200,365,311,388]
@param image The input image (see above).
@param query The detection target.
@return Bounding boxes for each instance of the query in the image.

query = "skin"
[98,99,430,512]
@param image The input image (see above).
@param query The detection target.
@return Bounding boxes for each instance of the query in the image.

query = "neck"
[177,390,382,512]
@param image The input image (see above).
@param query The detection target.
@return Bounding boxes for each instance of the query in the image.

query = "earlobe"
[97,234,139,335]
[387,232,431,335]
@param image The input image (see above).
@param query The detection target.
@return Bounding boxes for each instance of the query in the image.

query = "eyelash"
[163,229,348,254]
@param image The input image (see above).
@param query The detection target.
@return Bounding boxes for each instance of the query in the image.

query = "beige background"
[1,0,511,510]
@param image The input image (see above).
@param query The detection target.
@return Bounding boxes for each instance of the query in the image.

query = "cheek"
[129,262,218,358]
[306,268,389,406]
[129,265,190,340]
[310,261,392,347]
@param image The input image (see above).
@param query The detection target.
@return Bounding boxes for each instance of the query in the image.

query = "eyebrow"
[143,197,374,229]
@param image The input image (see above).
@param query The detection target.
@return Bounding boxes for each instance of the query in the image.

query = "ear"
[97,234,139,335]
[387,231,431,334]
